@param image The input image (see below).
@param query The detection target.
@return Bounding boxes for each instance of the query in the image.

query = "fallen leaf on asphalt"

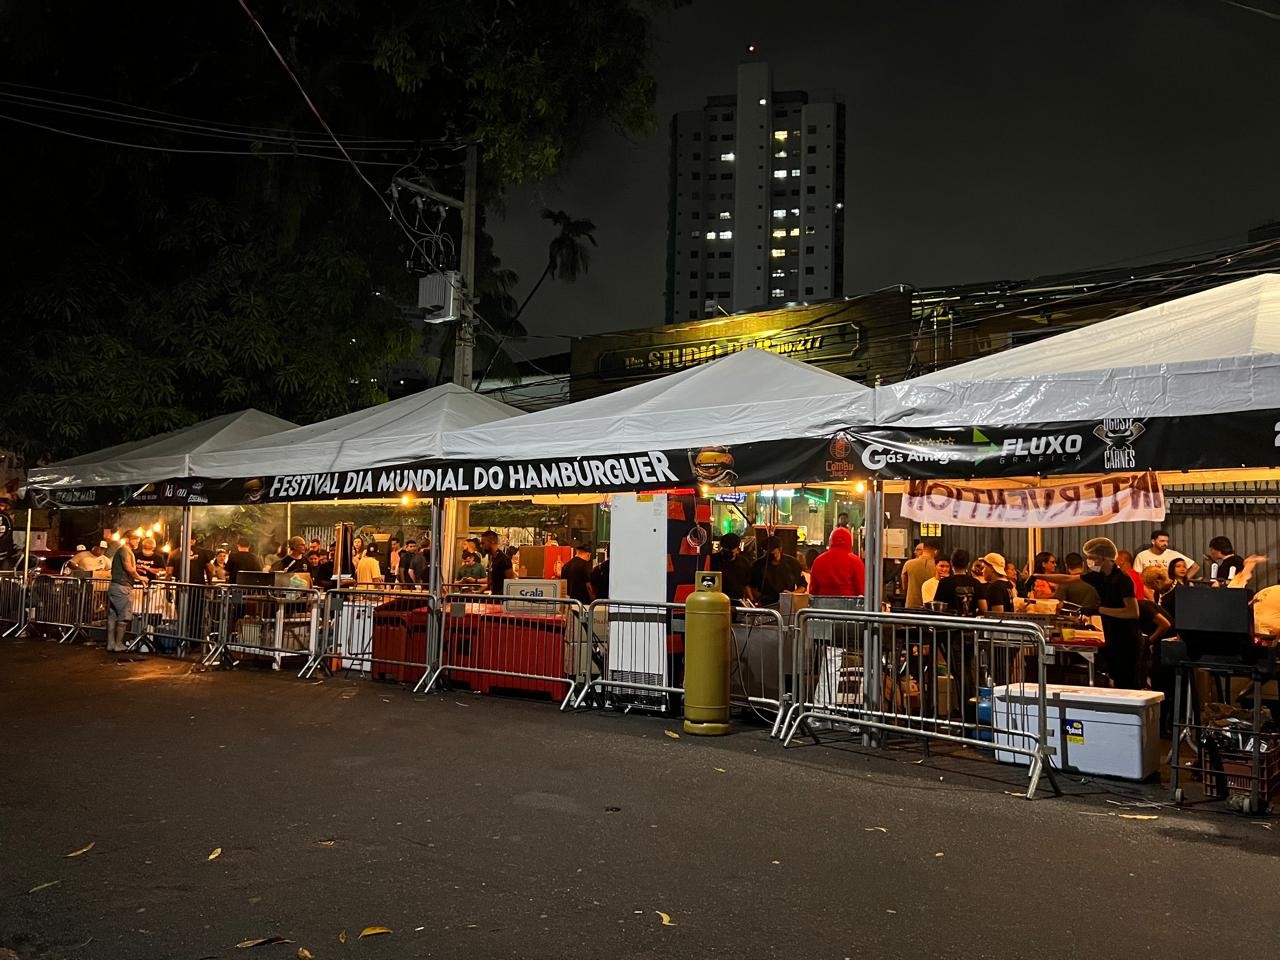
[317,840,336,847]
[934,852,945,858]
[1003,791,1025,798]
[359,926,392,938]
[414,926,425,932]
[714,768,726,773]
[770,860,781,865]
[1117,814,1159,821]
[664,730,680,739]
[208,847,223,861]
[297,949,315,960]
[235,937,294,948]
[655,911,676,926]
[338,932,347,944]
[864,826,888,833]
[65,841,96,858]
[28,880,60,894]
[885,909,897,915]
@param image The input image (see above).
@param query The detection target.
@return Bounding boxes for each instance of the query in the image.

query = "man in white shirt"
[69,541,111,573]
[1133,529,1198,578]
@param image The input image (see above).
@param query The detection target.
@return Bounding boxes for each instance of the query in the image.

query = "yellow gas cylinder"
[683,570,731,736]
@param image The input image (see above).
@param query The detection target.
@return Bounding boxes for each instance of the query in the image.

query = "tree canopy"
[0,0,664,462]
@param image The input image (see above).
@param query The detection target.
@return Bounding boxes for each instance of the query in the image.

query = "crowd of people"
[897,529,1267,697]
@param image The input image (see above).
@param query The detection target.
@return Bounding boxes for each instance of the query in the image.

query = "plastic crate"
[1199,743,1280,802]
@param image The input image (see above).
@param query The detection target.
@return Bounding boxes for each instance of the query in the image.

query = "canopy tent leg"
[285,503,292,542]
[179,505,193,582]
[22,505,32,579]
[862,478,885,744]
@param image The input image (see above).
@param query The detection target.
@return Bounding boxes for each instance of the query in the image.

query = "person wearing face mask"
[1080,537,1142,689]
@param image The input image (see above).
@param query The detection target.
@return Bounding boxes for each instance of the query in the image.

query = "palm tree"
[512,209,598,323]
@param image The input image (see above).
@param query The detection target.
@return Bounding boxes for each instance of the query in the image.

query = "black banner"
[27,409,1280,507]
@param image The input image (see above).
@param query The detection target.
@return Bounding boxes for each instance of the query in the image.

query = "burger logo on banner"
[243,478,266,503]
[828,432,852,461]
[689,446,736,486]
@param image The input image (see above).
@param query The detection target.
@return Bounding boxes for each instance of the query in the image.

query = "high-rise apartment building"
[666,61,845,324]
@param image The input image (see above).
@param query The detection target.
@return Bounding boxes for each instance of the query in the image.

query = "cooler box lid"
[994,683,1164,709]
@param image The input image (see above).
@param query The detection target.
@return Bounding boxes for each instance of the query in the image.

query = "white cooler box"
[993,683,1164,780]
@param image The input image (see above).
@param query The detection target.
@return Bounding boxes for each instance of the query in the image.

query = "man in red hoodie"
[808,526,866,597]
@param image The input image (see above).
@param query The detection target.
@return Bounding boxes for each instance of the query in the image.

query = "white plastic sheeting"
[441,348,874,461]
[29,409,297,489]
[877,273,1280,426]
[188,382,521,478]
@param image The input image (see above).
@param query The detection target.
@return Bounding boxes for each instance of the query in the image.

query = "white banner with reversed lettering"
[900,472,1166,528]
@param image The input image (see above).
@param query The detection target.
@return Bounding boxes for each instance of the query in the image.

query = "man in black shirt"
[708,533,751,603]
[271,536,310,574]
[977,551,1014,614]
[410,535,433,588]
[589,557,610,601]
[224,537,263,585]
[188,535,213,585]
[398,540,418,584]
[481,529,513,594]
[1206,536,1246,584]
[934,549,983,616]
[561,542,593,605]
[748,535,805,606]
[1081,536,1142,689]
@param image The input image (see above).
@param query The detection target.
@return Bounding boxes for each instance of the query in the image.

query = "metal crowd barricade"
[300,586,437,683]
[0,572,26,637]
[572,599,686,713]
[729,606,788,727]
[570,600,790,726]
[209,583,322,670]
[20,575,87,643]
[780,609,1061,800]
[128,581,227,658]
[425,592,588,710]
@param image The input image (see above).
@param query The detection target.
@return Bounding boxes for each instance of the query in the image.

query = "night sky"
[491,0,1280,356]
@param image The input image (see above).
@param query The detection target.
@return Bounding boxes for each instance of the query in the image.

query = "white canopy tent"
[874,273,1280,426]
[187,383,521,478]
[442,347,874,461]
[28,409,298,490]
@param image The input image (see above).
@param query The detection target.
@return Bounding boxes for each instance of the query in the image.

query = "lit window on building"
[718,230,733,239]
[771,228,787,239]
[790,169,800,177]
[718,211,732,220]
[772,208,787,218]
[720,152,735,162]
[771,288,786,297]
[835,201,844,209]
[771,269,786,278]
[773,130,788,142]
[790,208,800,216]
[705,231,716,240]
[770,248,786,258]
[788,227,800,237]
[772,170,788,179]
[774,149,788,159]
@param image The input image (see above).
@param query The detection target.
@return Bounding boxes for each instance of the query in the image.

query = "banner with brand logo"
[900,472,1166,528]
[26,408,1280,507]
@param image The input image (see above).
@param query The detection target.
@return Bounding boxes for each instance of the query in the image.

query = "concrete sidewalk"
[2,641,1278,959]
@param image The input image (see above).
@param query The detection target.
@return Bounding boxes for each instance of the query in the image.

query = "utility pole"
[393,139,479,389]
[453,143,479,389]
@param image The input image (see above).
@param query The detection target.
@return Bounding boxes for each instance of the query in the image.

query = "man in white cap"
[1081,536,1141,689]
[978,551,1014,613]
[69,541,111,574]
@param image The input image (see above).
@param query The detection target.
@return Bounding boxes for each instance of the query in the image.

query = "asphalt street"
[2,640,1278,960]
